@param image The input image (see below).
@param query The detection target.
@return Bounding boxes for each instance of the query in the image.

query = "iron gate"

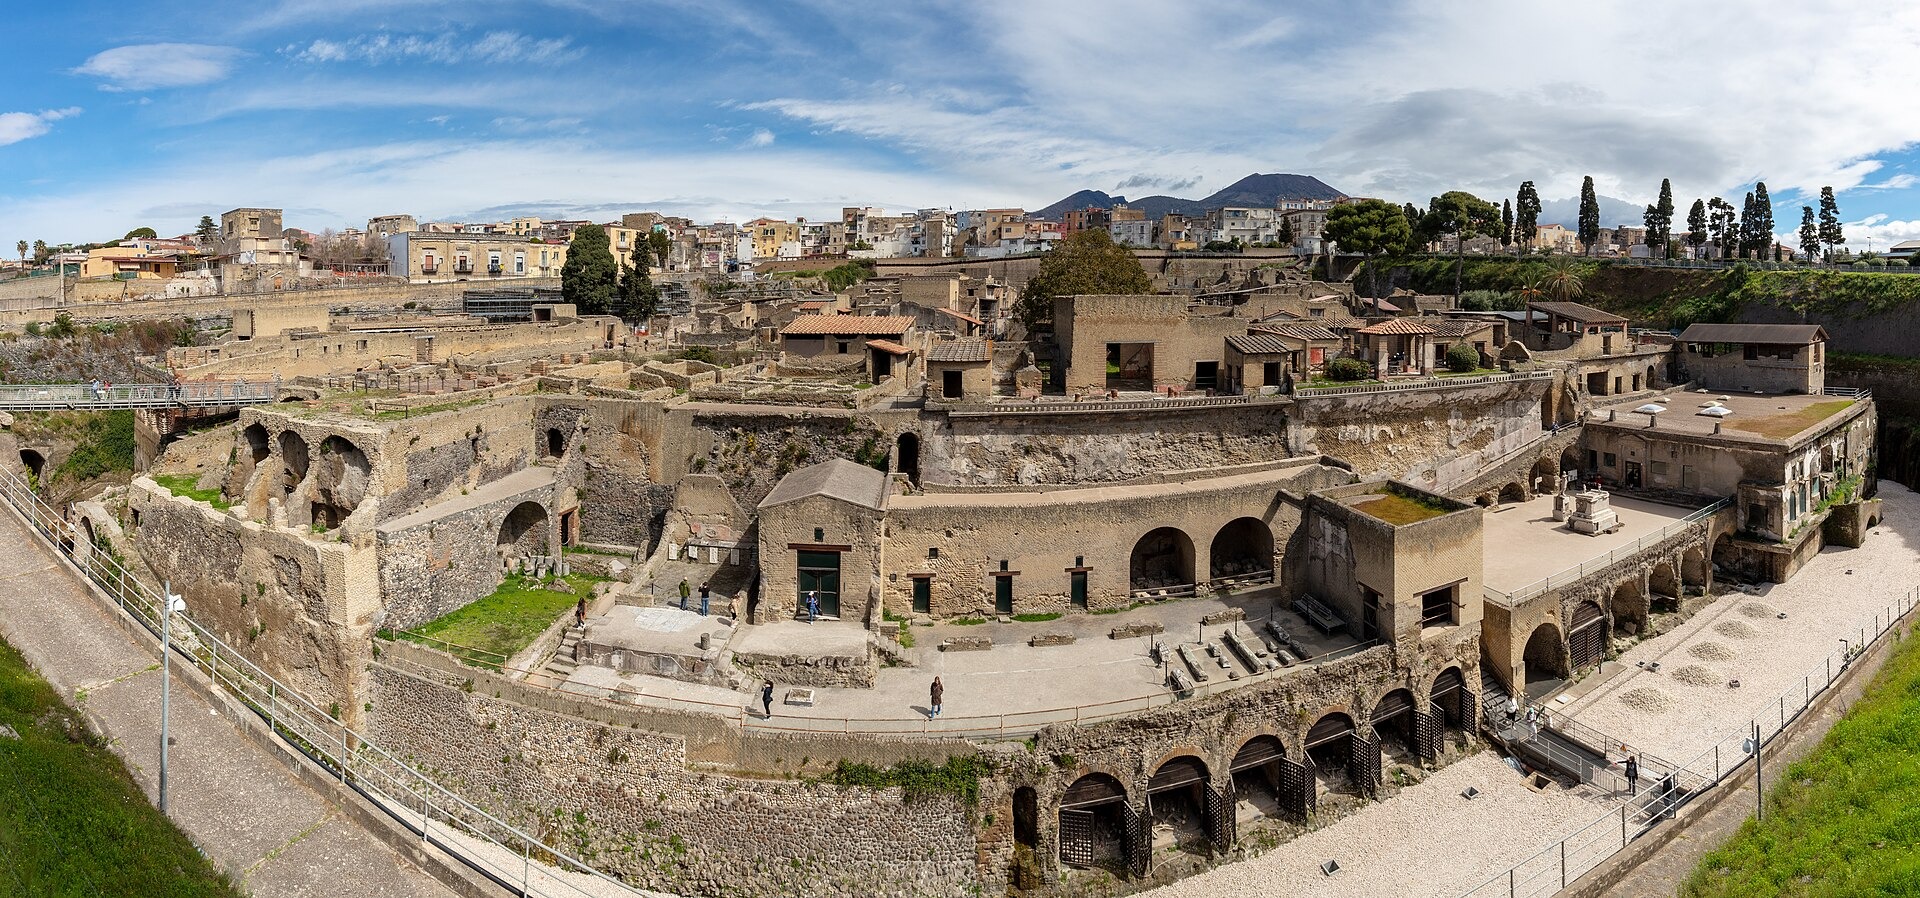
[1058,808,1095,868]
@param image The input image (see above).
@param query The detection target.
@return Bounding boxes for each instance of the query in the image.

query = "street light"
[159,582,185,816]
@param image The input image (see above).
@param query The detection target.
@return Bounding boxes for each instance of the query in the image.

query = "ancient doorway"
[1569,600,1606,670]
[1106,343,1154,390]
[1129,527,1194,595]
[1059,774,1129,871]
[1523,622,1569,695]
[1229,735,1288,822]
[1147,756,1213,856]
[545,427,565,458]
[498,501,551,559]
[18,449,44,480]
[796,550,842,618]
[1209,518,1274,582]
[1371,688,1418,760]
[895,433,920,486]
[1305,712,1357,795]
[1430,667,1468,733]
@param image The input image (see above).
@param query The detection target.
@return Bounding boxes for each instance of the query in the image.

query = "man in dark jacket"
[761,680,775,718]
[929,676,944,719]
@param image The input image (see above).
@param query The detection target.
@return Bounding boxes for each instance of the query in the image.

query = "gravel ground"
[1558,481,1920,764]
[1139,752,1603,898]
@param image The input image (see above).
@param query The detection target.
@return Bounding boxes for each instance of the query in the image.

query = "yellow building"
[746,218,801,259]
[388,233,567,282]
[81,243,185,279]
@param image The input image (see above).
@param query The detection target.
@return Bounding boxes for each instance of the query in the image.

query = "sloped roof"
[1356,318,1436,335]
[780,315,914,336]
[1527,301,1627,323]
[1227,334,1296,355]
[927,340,992,363]
[1423,318,1494,337]
[936,307,982,325]
[758,458,888,511]
[865,339,913,355]
[1678,323,1827,344]
[1261,323,1343,341]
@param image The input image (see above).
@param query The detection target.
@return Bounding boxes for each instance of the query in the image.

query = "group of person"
[676,579,713,615]
[757,676,944,720]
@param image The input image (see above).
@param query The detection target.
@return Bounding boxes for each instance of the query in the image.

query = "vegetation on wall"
[49,411,136,484]
[823,755,989,807]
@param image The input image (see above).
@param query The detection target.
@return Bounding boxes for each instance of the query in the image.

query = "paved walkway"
[0,505,463,898]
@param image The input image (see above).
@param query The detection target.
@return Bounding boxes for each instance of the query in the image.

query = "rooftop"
[758,458,888,511]
[927,340,992,363]
[1527,301,1627,324]
[1481,493,1698,597]
[1676,323,1827,345]
[779,314,915,336]
[1588,392,1860,444]
[1356,318,1436,335]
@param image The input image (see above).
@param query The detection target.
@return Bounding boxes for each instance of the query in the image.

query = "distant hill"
[1033,173,1346,220]
[1537,193,1647,231]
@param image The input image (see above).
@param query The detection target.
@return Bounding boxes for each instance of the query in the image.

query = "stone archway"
[1569,600,1607,669]
[1208,517,1273,581]
[1680,546,1709,592]
[1228,735,1292,822]
[498,501,551,563]
[18,448,45,479]
[1523,622,1569,693]
[1370,688,1418,759]
[1649,561,1680,613]
[1610,579,1648,637]
[1499,482,1527,504]
[310,435,370,530]
[1146,756,1213,856]
[1059,773,1131,872]
[1129,527,1195,595]
[1533,457,1560,495]
[277,430,310,496]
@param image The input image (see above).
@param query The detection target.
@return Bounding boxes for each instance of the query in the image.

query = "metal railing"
[1458,586,1919,898]
[929,392,1261,416]
[1483,498,1732,606]
[0,466,654,898]
[0,379,282,411]
[1294,369,1554,398]
[1823,386,1871,400]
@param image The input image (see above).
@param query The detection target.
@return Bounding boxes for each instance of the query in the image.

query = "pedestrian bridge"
[0,380,282,411]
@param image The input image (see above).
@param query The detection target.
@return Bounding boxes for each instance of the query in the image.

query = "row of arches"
[237,422,372,531]
[1516,539,1721,694]
[1129,517,1276,593]
[1048,668,1475,875]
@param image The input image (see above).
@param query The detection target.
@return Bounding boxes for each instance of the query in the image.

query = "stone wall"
[373,468,571,631]
[1289,378,1553,490]
[926,403,1294,487]
[366,662,979,898]
[0,277,534,332]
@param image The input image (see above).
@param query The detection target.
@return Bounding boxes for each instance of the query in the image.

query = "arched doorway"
[1569,600,1606,669]
[1059,773,1131,872]
[895,433,920,486]
[1229,735,1294,822]
[1430,667,1468,734]
[544,427,565,459]
[1499,482,1527,504]
[1561,447,1583,481]
[1523,622,1569,694]
[1146,756,1213,856]
[278,430,310,496]
[1371,688,1418,760]
[1533,457,1559,494]
[498,501,550,561]
[1208,517,1273,581]
[1681,547,1709,591]
[1305,712,1360,796]
[1649,562,1679,613]
[18,448,44,479]
[1609,581,1646,637]
[243,423,270,464]
[311,435,369,530]
[1129,527,1194,595]
[1711,535,1746,583]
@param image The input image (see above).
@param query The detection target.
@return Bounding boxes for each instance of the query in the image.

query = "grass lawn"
[399,572,608,668]
[1351,490,1451,525]
[1724,400,1854,440]
[1681,624,1920,897]
[0,636,240,898]
[151,474,232,511]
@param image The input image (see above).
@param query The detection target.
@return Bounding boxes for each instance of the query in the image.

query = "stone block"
[783,688,815,707]
[1200,607,1246,626]
[1027,632,1076,647]
[1109,621,1166,639]
[939,636,992,652]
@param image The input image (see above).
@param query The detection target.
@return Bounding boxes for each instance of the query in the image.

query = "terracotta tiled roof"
[780,315,914,336]
[1263,324,1343,341]
[1423,318,1493,337]
[1356,319,1437,335]
[865,339,913,355]
[927,340,992,363]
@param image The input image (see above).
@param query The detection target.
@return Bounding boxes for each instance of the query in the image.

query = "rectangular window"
[1360,587,1381,641]
[1194,360,1218,390]
[1603,452,1618,468]
[1744,344,1759,360]
[1262,361,1281,385]
[1420,585,1455,628]
[514,252,525,274]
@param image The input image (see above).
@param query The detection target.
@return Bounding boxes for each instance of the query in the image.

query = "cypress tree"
[1654,178,1675,257]
[1817,186,1844,261]
[1798,206,1820,261]
[1577,176,1600,255]
[1515,180,1542,252]
[619,242,660,321]
[1739,191,1757,259]
[1501,199,1514,250]
[560,224,619,315]
[1686,199,1708,257]
[1750,183,1775,259]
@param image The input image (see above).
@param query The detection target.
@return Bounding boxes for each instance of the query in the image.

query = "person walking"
[699,582,711,616]
[929,676,944,719]
[574,597,587,629]
[678,579,691,611]
[760,680,775,719]
[1625,755,1640,795]
[806,590,819,623]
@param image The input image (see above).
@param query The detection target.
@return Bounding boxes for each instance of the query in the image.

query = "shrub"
[1886,258,1909,268]
[1325,357,1373,381]
[1444,342,1480,373]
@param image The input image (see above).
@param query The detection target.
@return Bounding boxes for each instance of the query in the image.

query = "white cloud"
[285,31,583,66]
[75,44,245,91]
[0,107,81,146]
[744,128,775,148]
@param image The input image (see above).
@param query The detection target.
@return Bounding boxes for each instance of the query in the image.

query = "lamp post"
[159,583,185,816]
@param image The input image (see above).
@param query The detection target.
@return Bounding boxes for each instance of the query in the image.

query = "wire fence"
[0,466,655,898]
[1457,585,1919,898]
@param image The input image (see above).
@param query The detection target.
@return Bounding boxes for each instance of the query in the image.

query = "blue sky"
[5,1,1920,251]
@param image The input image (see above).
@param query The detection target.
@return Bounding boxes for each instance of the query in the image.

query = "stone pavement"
[0,505,464,898]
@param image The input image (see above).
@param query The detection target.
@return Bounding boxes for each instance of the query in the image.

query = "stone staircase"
[543,627,583,680]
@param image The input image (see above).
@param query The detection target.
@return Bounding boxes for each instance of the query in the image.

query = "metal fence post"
[1560,839,1567,887]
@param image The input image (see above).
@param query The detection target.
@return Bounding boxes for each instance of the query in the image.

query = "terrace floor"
[1481,493,1701,596]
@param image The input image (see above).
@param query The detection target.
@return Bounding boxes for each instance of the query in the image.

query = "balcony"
[454,264,473,275]
[421,265,439,275]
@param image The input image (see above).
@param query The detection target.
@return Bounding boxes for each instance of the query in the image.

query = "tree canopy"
[123,227,157,240]
[1423,191,1500,298]
[1324,199,1413,297]
[618,241,660,322]
[560,224,619,315]
[1817,186,1844,260]
[1577,176,1601,252]
[1016,229,1152,333]
[647,230,672,268]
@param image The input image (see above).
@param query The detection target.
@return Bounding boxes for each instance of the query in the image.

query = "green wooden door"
[1070,572,1088,610]
[796,551,841,618]
[912,577,931,614]
[995,576,1013,614]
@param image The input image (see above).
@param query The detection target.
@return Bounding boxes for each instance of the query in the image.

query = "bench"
[1292,594,1346,635]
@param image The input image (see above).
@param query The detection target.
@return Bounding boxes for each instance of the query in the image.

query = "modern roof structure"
[779,315,915,336]
[1226,334,1298,355]
[757,458,888,511]
[1526,301,1627,324]
[1677,323,1828,345]
[1356,319,1437,335]
[927,340,993,363]
[1423,318,1496,338]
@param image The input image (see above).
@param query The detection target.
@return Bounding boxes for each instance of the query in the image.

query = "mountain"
[1034,172,1347,220]
[1536,194,1648,231]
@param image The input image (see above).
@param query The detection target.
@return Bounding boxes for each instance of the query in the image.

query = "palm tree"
[1541,257,1584,303]
[14,240,25,264]
[1516,278,1546,309]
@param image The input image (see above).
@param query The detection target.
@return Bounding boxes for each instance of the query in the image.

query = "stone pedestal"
[1566,489,1619,534]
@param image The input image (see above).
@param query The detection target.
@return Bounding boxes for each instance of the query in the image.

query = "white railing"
[1294,369,1554,398]
[1483,498,1732,606]
[1823,386,1871,400]
[0,467,652,898]
[1457,586,1918,898]
[0,379,281,410]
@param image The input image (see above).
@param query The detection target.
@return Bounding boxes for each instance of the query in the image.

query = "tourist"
[574,597,587,629]
[1504,696,1519,725]
[1624,755,1640,795]
[678,579,690,611]
[929,676,943,719]
[699,582,711,616]
[760,680,774,718]
[805,590,819,623]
